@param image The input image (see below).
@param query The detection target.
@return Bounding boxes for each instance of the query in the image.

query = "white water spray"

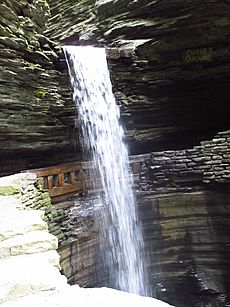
[63,46,149,296]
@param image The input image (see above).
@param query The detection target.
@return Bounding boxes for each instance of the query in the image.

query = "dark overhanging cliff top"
[46,0,230,152]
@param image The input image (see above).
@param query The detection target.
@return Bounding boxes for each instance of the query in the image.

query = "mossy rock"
[0,185,20,196]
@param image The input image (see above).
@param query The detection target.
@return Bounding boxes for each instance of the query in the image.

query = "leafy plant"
[33,88,48,103]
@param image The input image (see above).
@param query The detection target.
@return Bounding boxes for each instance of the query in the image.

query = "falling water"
[63,46,149,296]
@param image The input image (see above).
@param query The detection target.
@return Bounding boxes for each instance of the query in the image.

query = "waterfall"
[63,46,149,296]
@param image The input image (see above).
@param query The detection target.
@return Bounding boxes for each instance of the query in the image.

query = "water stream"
[63,46,149,296]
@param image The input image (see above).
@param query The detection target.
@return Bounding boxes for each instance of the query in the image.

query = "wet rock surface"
[47,0,230,153]
[137,187,230,307]
[134,133,230,306]
[48,167,230,307]
[45,135,230,307]
[52,197,102,287]
[8,142,230,307]
[0,176,173,307]
[1,0,230,173]
[0,0,79,176]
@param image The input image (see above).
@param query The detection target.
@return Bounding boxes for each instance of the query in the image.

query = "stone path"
[0,195,67,304]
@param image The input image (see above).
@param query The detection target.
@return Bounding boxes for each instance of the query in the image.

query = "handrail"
[23,162,88,198]
[22,154,150,200]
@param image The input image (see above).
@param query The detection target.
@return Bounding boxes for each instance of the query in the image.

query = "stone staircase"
[0,194,67,304]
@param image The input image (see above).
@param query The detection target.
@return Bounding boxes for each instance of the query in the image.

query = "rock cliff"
[136,130,230,306]
[47,0,230,152]
[33,134,230,307]
[0,0,78,176]
[1,0,230,174]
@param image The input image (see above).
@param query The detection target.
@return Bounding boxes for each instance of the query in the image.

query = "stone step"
[5,250,61,270]
[0,285,173,307]
[0,209,48,242]
[0,231,58,259]
[0,196,20,214]
[0,174,22,196]
[0,254,67,304]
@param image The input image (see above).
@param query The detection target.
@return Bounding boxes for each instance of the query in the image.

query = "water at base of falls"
[63,46,150,296]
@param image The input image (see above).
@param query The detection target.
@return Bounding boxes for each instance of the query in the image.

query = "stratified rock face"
[1,0,230,173]
[1,176,174,307]
[45,0,97,43]
[135,133,230,306]
[56,198,101,287]
[41,132,230,307]
[137,188,230,307]
[4,134,228,307]
[47,0,230,153]
[0,177,65,304]
[0,0,79,176]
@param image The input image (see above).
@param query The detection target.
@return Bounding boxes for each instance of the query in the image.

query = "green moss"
[34,88,48,98]
[215,18,230,27]
[42,192,51,199]
[0,185,20,196]
[33,88,49,104]
[43,216,48,222]
[26,63,40,71]
[51,210,61,218]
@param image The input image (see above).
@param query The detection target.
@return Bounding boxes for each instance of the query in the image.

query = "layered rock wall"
[1,0,230,173]
[1,2,230,306]
[45,0,97,43]
[0,174,169,307]
[45,131,230,307]
[140,130,230,191]
[136,130,230,306]
[47,0,230,152]
[0,0,78,176]
[0,174,65,303]
[137,188,230,307]
[2,129,230,307]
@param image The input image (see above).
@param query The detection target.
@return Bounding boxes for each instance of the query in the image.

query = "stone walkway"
[0,195,67,304]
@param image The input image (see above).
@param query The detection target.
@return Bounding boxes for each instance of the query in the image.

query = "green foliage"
[33,88,48,103]
[26,63,40,71]
[34,88,48,97]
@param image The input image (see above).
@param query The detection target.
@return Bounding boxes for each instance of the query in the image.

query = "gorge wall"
[19,130,230,307]
[1,0,230,174]
[137,130,230,307]
[0,0,78,176]
[47,0,230,153]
